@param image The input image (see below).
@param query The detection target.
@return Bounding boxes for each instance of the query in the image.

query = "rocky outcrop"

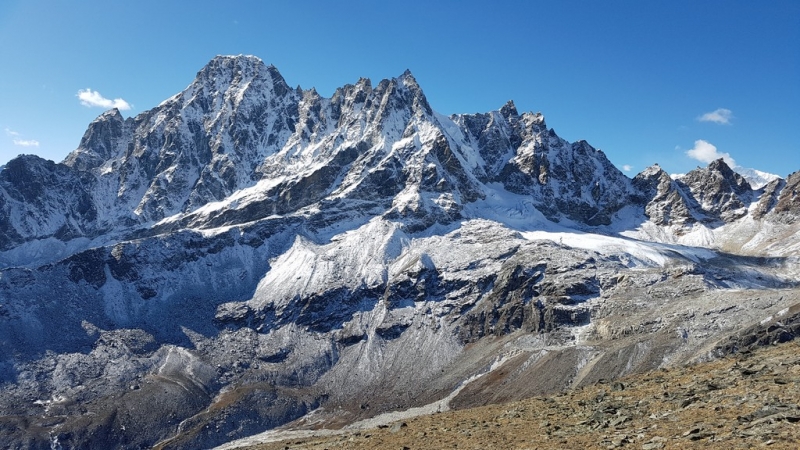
[0,155,97,250]
[752,177,786,219]
[456,104,634,226]
[632,159,788,228]
[773,170,800,220]
[677,158,753,223]
[632,164,696,226]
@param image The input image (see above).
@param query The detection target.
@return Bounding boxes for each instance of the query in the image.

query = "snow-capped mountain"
[674,167,781,190]
[734,166,781,190]
[1,55,799,449]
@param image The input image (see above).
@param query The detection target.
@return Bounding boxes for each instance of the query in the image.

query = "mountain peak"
[194,54,285,88]
[207,54,265,68]
[64,106,128,170]
[98,108,123,120]
[181,55,294,112]
[397,69,420,90]
[391,69,431,116]
[706,158,751,194]
[500,100,518,118]
[638,163,668,178]
[734,167,781,190]
[707,157,731,171]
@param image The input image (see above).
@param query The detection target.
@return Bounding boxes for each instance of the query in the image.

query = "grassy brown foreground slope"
[243,340,800,450]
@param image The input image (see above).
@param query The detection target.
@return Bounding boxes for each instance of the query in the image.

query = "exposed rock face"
[633,159,764,227]
[774,170,800,218]
[0,55,798,449]
[0,155,96,249]
[677,158,753,223]
[62,108,129,171]
[632,164,696,226]
[752,177,786,220]
[456,103,633,226]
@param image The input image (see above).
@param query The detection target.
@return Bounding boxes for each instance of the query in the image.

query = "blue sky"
[1,0,798,177]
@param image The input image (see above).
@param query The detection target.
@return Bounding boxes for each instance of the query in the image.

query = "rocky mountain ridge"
[0,55,799,449]
[1,56,796,261]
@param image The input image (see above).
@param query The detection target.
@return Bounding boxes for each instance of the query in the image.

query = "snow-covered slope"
[0,55,798,449]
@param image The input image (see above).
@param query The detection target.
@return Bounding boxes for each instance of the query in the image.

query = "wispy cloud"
[697,108,733,125]
[622,164,633,172]
[6,128,39,147]
[77,88,131,110]
[13,139,39,147]
[685,139,736,167]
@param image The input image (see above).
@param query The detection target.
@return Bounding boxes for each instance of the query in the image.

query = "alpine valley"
[1,55,799,449]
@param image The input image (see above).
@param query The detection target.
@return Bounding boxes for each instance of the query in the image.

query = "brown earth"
[240,340,800,450]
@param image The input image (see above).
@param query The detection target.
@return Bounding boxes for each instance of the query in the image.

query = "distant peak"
[98,108,123,120]
[520,111,546,130]
[708,157,732,172]
[210,54,264,65]
[500,100,518,118]
[708,158,746,183]
[397,69,420,88]
[197,54,271,81]
[85,108,124,127]
[734,167,781,190]
[356,77,372,88]
[302,86,322,102]
[190,54,293,99]
[688,158,752,194]
[640,163,667,177]
[392,69,432,115]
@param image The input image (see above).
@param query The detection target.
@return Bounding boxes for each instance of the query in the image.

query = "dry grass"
[239,340,800,449]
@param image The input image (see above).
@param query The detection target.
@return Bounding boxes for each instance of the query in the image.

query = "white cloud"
[698,108,733,125]
[6,129,39,147]
[77,88,131,110]
[685,139,736,167]
[622,164,633,172]
[13,139,39,147]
